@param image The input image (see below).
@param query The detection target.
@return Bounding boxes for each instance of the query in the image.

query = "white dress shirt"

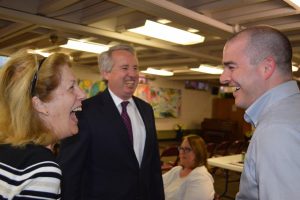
[108,89,146,166]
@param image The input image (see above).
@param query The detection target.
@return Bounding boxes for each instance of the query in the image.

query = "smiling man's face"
[103,50,139,100]
[220,35,265,109]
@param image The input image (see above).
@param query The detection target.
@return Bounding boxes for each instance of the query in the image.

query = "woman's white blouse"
[163,166,215,200]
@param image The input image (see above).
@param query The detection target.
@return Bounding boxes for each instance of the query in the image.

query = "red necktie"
[121,101,133,144]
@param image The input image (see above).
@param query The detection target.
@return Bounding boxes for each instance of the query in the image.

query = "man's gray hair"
[98,44,136,74]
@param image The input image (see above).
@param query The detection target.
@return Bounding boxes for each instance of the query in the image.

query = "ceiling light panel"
[190,65,223,74]
[128,20,205,45]
[60,39,109,54]
[141,68,174,76]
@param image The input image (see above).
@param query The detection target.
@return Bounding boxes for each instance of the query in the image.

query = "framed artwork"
[135,85,181,118]
[78,80,106,97]
[78,79,182,118]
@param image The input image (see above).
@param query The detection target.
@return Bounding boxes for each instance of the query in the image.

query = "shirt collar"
[108,88,134,107]
[245,80,299,128]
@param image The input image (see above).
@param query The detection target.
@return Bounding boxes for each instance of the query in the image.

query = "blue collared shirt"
[236,80,300,200]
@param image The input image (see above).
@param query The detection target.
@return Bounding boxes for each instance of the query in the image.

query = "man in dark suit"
[57,44,164,200]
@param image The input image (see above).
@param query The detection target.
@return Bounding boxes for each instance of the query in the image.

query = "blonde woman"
[0,50,86,199]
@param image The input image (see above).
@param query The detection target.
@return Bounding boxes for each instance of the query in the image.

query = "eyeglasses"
[30,58,46,97]
[178,146,192,153]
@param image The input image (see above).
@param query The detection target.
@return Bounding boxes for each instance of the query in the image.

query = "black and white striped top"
[0,144,61,200]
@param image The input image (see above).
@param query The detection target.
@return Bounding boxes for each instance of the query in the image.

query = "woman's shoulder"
[0,144,58,169]
[26,144,56,161]
[171,165,182,170]
[163,166,182,178]
[169,165,183,173]
[0,144,61,200]
[190,166,214,180]
[191,166,210,174]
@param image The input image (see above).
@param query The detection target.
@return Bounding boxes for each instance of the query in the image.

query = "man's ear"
[32,96,49,115]
[262,56,276,80]
[101,71,110,81]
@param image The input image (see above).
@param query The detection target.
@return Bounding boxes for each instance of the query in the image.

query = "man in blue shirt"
[220,26,300,199]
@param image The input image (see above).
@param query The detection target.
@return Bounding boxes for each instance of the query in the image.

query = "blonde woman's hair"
[0,50,72,147]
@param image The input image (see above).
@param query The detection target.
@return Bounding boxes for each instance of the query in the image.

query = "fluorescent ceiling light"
[292,65,299,72]
[60,39,109,54]
[290,0,300,4]
[187,28,199,33]
[190,65,223,74]
[288,0,300,8]
[128,20,205,45]
[157,18,171,24]
[141,68,174,76]
[27,49,51,57]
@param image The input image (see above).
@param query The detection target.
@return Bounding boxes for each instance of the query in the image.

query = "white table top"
[208,154,244,172]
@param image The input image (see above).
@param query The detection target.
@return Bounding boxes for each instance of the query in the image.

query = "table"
[208,154,243,172]
[208,154,244,199]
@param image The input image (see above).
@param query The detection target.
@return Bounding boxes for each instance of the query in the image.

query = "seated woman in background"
[0,50,86,199]
[163,135,215,200]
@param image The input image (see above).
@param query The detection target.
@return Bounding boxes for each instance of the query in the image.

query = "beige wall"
[72,64,214,131]
[148,78,213,130]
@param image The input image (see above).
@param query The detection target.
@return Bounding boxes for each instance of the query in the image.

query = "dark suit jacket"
[57,89,164,200]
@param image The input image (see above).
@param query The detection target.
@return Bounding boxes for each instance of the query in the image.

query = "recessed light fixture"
[187,28,199,33]
[291,0,300,5]
[156,18,171,24]
[292,65,299,72]
[286,0,300,8]
[190,65,223,74]
[141,68,174,76]
[27,49,51,57]
[60,39,109,54]
[128,20,205,45]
